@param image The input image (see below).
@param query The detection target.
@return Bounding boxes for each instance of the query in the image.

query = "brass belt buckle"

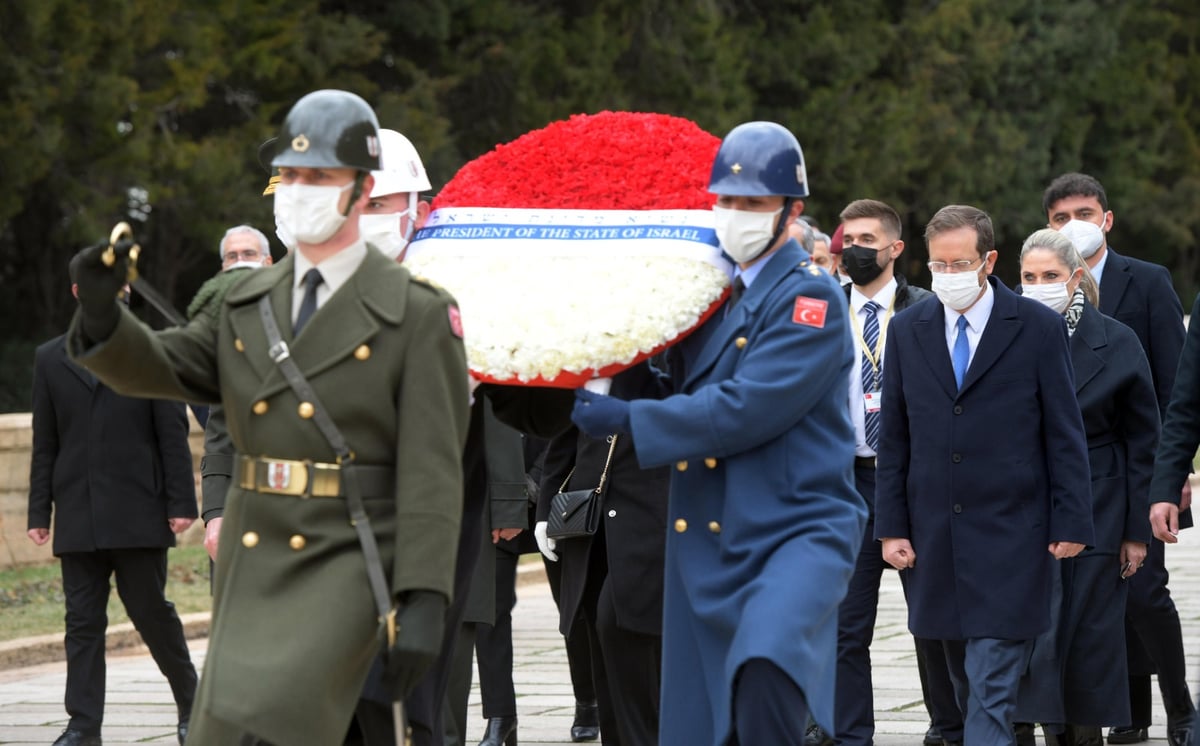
[310,462,341,497]
[257,457,309,496]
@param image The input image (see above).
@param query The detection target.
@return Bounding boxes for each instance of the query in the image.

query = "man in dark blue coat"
[874,204,1094,745]
[572,122,866,746]
[1044,172,1193,746]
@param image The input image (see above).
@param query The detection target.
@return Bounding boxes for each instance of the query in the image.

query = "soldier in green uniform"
[67,89,470,745]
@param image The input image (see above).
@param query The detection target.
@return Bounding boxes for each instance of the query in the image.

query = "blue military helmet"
[271,89,382,172]
[708,121,809,198]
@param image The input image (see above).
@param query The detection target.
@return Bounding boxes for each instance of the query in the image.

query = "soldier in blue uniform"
[571,122,867,746]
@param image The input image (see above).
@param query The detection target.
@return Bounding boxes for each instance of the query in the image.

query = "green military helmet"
[271,90,381,171]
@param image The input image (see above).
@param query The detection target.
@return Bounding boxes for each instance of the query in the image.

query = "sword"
[102,221,188,326]
[387,610,410,746]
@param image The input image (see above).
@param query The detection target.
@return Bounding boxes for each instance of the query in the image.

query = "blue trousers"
[732,658,808,745]
[943,638,1033,746]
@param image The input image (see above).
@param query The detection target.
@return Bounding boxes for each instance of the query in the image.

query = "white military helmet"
[370,129,431,197]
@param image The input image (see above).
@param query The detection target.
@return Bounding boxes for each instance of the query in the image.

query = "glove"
[571,389,631,438]
[534,520,558,562]
[382,589,447,701]
[73,240,130,341]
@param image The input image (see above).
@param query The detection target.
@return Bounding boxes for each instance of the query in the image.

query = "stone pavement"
[3,534,1200,745]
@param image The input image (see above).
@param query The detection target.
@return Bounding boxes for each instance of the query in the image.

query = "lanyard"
[849,293,897,386]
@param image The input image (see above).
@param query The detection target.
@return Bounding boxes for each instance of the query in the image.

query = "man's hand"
[534,521,558,562]
[491,528,523,544]
[881,537,915,570]
[27,528,50,546]
[1182,479,1193,512]
[168,517,195,534]
[383,590,447,701]
[73,241,130,341]
[571,389,631,439]
[1150,501,1182,543]
[204,517,223,560]
[1048,541,1085,559]
[1119,540,1148,579]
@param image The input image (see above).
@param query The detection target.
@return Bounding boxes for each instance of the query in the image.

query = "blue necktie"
[862,301,881,451]
[952,315,970,390]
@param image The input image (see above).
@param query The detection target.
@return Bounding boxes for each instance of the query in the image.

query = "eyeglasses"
[927,257,983,274]
[223,250,263,263]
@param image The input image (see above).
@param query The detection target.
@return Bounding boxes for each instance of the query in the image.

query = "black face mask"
[842,243,889,286]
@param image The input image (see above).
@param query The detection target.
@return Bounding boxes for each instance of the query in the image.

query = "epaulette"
[186,268,253,320]
[797,258,822,278]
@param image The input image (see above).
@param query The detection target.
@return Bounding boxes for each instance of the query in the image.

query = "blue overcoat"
[629,240,867,744]
[874,277,1095,641]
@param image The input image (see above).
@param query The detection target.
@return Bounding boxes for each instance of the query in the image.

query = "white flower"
[405,254,729,383]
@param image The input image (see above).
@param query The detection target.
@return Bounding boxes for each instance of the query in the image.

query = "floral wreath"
[406,111,729,387]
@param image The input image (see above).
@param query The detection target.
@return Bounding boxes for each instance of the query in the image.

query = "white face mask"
[713,206,782,264]
[1022,281,1071,314]
[359,194,418,260]
[1058,218,1104,259]
[931,266,985,311]
[838,270,853,287]
[274,181,354,245]
[224,259,269,272]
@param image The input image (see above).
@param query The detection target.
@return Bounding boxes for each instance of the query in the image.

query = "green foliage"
[2,0,1198,411]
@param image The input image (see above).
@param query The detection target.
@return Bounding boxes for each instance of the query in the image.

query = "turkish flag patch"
[448,305,464,338]
[792,296,828,328]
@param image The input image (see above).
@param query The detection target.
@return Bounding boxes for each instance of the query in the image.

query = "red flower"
[434,112,721,210]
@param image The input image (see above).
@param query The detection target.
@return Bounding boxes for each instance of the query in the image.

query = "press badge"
[864,391,882,413]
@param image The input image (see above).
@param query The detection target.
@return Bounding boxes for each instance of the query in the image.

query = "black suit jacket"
[28,335,197,555]
[1150,291,1200,506]
[1098,248,1185,416]
[1071,304,1159,551]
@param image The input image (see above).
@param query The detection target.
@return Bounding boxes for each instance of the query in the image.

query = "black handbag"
[546,434,618,540]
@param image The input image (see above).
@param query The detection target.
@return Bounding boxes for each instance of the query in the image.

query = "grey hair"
[796,220,815,252]
[219,225,270,260]
[1019,228,1099,307]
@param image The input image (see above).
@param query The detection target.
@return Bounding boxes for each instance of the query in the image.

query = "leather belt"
[855,456,877,469]
[235,455,393,498]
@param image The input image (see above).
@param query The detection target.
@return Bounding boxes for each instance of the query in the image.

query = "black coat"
[28,335,197,555]
[1151,291,1200,505]
[1098,248,1184,416]
[536,366,670,638]
[1071,304,1159,553]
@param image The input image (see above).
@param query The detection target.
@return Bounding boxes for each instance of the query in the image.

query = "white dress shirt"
[291,240,369,325]
[847,277,897,457]
[943,278,995,372]
[1090,247,1110,289]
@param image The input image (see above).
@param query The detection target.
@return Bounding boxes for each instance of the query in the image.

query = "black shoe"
[570,701,599,742]
[1014,722,1038,746]
[804,722,834,746]
[1169,726,1193,746]
[1108,727,1149,744]
[923,726,942,746]
[52,730,102,746]
[478,716,517,746]
[177,719,189,745]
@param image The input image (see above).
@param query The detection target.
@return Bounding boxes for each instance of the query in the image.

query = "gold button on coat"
[676,461,688,472]
[708,521,722,533]
[289,534,306,550]
[674,518,688,533]
[735,337,748,349]
[354,345,371,361]
[242,531,260,548]
[298,402,315,419]
[252,401,268,415]
[704,457,717,469]
[234,338,245,352]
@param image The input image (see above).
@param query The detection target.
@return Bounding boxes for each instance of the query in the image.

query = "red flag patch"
[448,305,464,338]
[792,296,828,328]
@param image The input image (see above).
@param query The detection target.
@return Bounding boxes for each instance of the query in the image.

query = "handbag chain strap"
[556,434,620,494]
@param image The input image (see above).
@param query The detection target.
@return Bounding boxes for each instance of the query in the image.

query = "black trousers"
[1123,537,1195,728]
[60,548,197,733]
[731,658,809,745]
[476,549,520,717]
[544,552,598,706]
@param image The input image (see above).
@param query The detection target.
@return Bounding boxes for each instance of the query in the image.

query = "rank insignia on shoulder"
[792,296,828,328]
[448,304,464,338]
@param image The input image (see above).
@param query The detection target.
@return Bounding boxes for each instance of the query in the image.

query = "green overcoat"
[69,247,469,745]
